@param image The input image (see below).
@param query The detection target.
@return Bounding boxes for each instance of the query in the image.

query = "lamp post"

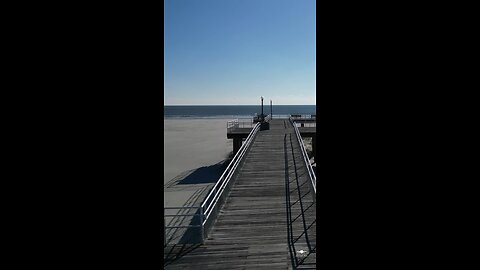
[261,96,264,118]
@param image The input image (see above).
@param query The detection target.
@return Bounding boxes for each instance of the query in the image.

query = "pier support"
[233,138,242,155]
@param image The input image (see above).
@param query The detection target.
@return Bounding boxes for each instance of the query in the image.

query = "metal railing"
[227,118,255,130]
[253,114,271,123]
[164,206,203,245]
[271,114,316,119]
[295,122,316,128]
[227,114,271,131]
[290,114,316,120]
[289,117,316,201]
[200,122,261,239]
[164,122,261,244]
[272,114,290,119]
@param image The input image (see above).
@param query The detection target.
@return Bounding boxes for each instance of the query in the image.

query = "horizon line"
[164,104,316,106]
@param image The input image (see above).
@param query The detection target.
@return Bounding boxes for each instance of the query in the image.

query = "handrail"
[164,206,203,245]
[289,117,316,195]
[164,206,200,209]
[226,119,238,129]
[270,114,315,119]
[290,114,316,119]
[297,122,316,128]
[201,122,261,219]
[164,122,261,244]
[227,119,254,129]
[177,121,258,242]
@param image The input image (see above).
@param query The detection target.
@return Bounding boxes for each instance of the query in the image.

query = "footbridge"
[164,116,317,269]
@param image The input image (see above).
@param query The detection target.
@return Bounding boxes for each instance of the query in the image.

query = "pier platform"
[164,119,316,269]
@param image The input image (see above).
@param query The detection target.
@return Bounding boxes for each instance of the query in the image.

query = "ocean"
[164,105,316,118]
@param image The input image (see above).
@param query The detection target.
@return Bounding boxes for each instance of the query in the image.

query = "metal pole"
[261,96,263,117]
[270,100,272,118]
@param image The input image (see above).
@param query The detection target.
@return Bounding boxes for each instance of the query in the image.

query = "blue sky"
[164,0,316,105]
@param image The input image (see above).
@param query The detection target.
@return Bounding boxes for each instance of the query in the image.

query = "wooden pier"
[227,116,316,157]
[164,119,316,269]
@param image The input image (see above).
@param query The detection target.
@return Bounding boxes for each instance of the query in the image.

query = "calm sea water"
[164,105,316,118]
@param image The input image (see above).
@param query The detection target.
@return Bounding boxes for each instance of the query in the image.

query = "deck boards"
[164,119,316,269]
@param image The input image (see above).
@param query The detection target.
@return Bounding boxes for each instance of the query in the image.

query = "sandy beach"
[164,118,234,208]
[164,118,233,184]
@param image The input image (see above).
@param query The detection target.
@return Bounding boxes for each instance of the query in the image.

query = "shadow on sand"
[177,162,228,185]
[165,152,234,188]
[164,154,236,267]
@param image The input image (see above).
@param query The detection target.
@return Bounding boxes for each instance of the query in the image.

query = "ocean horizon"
[164,105,316,118]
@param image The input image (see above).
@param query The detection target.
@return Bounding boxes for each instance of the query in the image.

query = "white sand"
[164,118,234,208]
[164,118,233,184]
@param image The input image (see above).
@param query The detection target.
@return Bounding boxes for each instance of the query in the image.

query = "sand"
[164,119,233,184]
[164,118,234,208]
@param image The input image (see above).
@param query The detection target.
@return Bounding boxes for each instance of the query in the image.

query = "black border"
[9,0,469,268]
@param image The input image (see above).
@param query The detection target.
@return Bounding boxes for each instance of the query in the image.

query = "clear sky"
[164,0,316,105]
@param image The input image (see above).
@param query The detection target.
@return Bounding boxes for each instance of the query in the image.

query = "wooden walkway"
[164,119,316,269]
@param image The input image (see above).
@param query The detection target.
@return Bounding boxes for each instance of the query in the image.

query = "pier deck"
[164,119,316,269]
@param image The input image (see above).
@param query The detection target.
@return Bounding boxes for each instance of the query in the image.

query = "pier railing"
[271,114,316,119]
[290,114,316,120]
[290,117,316,201]
[164,206,203,245]
[227,114,271,131]
[164,122,261,245]
[264,114,272,122]
[295,122,316,128]
[200,122,261,241]
[227,118,254,130]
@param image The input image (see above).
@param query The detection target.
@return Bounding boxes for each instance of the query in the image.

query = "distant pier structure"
[227,114,316,161]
